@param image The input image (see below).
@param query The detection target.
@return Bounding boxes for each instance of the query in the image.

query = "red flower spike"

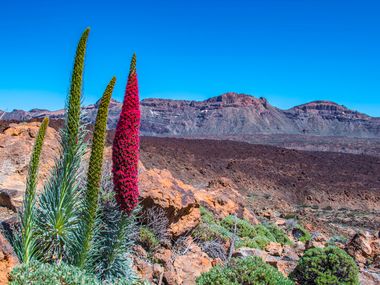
[112,54,140,214]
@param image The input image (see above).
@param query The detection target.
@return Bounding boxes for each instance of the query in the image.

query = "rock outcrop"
[139,168,201,237]
[0,122,59,195]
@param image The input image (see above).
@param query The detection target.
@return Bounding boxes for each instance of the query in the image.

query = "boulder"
[0,122,59,194]
[346,232,380,266]
[170,243,212,285]
[232,247,268,260]
[233,246,297,277]
[195,185,258,225]
[0,189,23,212]
[139,169,201,237]
[265,242,283,256]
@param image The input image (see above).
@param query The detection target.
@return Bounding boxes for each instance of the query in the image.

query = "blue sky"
[0,0,379,116]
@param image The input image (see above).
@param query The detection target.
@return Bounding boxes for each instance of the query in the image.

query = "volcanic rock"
[139,168,201,237]
[0,232,18,285]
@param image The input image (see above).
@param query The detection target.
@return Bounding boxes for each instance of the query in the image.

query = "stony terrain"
[140,137,380,211]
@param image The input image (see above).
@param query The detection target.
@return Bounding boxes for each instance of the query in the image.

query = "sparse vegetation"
[264,223,292,245]
[196,256,294,285]
[193,207,291,256]
[221,215,291,249]
[290,246,359,285]
[143,206,169,242]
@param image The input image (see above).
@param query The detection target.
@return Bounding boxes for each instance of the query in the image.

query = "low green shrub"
[139,226,159,250]
[235,235,271,249]
[9,261,101,285]
[254,224,277,241]
[192,222,232,242]
[195,212,292,251]
[264,223,292,245]
[290,246,359,285]
[196,256,294,285]
[192,207,232,243]
[221,216,291,249]
[200,206,217,224]
[327,235,348,246]
[293,224,312,242]
[221,215,256,238]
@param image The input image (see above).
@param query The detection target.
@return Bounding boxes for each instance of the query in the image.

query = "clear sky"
[0,0,379,116]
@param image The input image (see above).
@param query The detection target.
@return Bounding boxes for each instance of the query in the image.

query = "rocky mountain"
[2,92,380,138]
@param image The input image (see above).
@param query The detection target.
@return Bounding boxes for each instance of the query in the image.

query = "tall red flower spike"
[112,54,140,214]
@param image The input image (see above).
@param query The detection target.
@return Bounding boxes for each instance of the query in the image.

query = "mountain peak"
[205,92,269,107]
[291,100,362,115]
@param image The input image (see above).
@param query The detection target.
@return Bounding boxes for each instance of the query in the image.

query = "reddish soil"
[140,137,380,211]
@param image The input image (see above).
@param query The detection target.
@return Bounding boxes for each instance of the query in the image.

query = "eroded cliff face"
[285,100,380,137]
[2,93,380,138]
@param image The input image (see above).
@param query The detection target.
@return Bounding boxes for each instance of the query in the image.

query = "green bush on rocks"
[290,246,359,285]
[196,256,294,285]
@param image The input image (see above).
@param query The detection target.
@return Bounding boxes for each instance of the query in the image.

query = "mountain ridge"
[2,92,380,138]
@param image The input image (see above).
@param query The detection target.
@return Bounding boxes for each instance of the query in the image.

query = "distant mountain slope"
[285,101,380,137]
[2,92,380,138]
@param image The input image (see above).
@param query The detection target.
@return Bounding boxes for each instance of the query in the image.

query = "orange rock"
[0,122,59,199]
[133,257,153,282]
[153,248,173,266]
[139,169,201,237]
[171,243,212,285]
[265,242,284,256]
[0,232,18,285]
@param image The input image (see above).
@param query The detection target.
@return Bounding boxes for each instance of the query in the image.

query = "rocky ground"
[0,122,379,284]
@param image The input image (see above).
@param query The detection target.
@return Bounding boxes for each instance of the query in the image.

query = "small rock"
[360,269,380,285]
[153,248,172,266]
[0,189,23,211]
[133,257,153,282]
[305,239,325,250]
[133,245,148,259]
[170,242,212,285]
[282,245,299,261]
[153,263,164,280]
[265,242,283,256]
[233,247,268,260]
